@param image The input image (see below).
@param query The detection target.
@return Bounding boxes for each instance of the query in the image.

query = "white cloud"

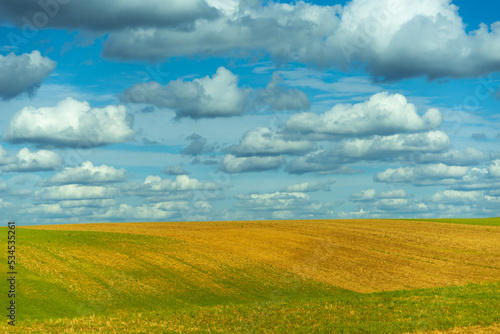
[0,145,16,165]
[286,131,449,175]
[0,51,56,100]
[121,67,250,119]
[235,191,311,211]
[234,190,336,218]
[1,148,63,173]
[101,0,500,80]
[431,190,484,204]
[3,98,136,148]
[36,185,117,201]
[489,160,500,178]
[280,180,334,193]
[220,154,285,173]
[337,131,450,158]
[143,175,220,191]
[285,92,442,139]
[350,189,376,202]
[380,189,408,198]
[122,175,221,198]
[94,203,177,221]
[376,160,500,190]
[43,161,126,185]
[0,180,8,192]
[410,148,490,166]
[226,127,316,156]
[94,200,212,222]
[375,164,470,186]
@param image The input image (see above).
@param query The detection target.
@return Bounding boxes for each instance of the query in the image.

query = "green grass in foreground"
[4,281,500,333]
[1,227,499,333]
[402,217,500,226]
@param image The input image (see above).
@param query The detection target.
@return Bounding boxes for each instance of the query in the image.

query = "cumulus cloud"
[100,0,500,80]
[0,0,217,31]
[141,175,220,191]
[337,131,450,159]
[234,190,336,219]
[235,191,311,211]
[280,180,334,193]
[350,188,409,203]
[0,180,8,192]
[93,200,212,222]
[2,98,136,148]
[285,92,442,140]
[256,72,310,111]
[374,164,470,186]
[219,154,286,173]
[408,148,490,166]
[349,189,377,202]
[0,145,16,165]
[121,67,250,119]
[375,160,500,191]
[380,189,408,198]
[286,131,449,175]
[1,148,63,172]
[0,51,56,100]
[122,175,221,199]
[430,190,484,204]
[349,188,424,216]
[103,1,341,62]
[226,127,316,157]
[43,161,126,185]
[36,185,117,201]
[162,164,190,175]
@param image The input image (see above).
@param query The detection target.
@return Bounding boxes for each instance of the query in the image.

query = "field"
[2,219,500,333]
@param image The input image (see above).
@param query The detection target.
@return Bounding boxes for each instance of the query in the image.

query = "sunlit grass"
[403,217,500,226]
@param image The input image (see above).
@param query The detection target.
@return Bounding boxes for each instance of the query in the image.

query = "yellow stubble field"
[26,219,500,293]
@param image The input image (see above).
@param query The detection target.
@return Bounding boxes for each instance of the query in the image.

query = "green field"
[401,217,500,226]
[2,219,500,333]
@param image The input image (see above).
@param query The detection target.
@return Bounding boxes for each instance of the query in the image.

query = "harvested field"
[26,219,500,293]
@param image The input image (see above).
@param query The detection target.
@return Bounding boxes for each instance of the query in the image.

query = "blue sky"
[0,0,499,225]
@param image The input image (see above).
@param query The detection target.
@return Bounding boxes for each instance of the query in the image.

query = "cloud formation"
[101,0,500,80]
[122,175,221,198]
[0,0,217,31]
[1,148,63,173]
[43,161,126,185]
[36,185,117,201]
[286,131,450,174]
[226,127,316,157]
[121,67,250,119]
[2,98,136,147]
[285,92,442,140]
[280,180,334,193]
[220,154,286,173]
[0,51,56,100]
[375,160,500,190]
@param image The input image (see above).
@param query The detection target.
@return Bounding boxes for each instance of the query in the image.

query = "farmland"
[2,219,499,333]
